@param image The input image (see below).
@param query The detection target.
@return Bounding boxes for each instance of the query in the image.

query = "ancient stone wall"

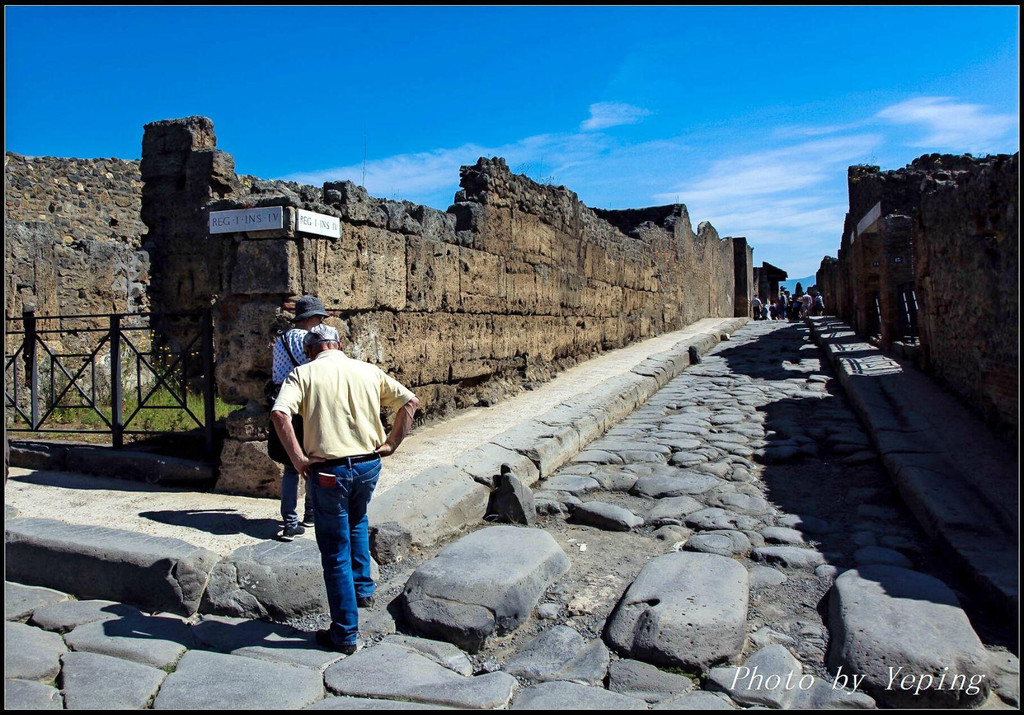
[135,119,747,495]
[914,153,1018,440]
[818,153,1018,441]
[206,159,743,415]
[4,153,149,323]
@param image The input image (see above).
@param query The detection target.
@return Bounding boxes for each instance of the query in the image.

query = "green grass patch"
[24,387,234,434]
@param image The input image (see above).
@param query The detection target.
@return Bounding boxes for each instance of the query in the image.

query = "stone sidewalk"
[806,316,1018,622]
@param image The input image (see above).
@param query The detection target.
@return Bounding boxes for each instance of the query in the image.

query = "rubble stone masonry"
[817,153,1018,441]
[4,153,149,322]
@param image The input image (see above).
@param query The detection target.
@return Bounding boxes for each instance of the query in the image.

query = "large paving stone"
[605,552,748,672]
[828,566,991,708]
[307,696,452,709]
[5,621,67,681]
[201,539,378,620]
[403,526,570,652]
[608,658,694,703]
[511,681,649,710]
[324,642,517,708]
[684,508,760,532]
[64,613,193,669]
[4,679,63,709]
[709,492,772,515]
[653,691,736,709]
[683,531,751,557]
[60,651,167,710]
[752,546,826,571]
[707,644,807,708]
[154,649,324,709]
[5,581,69,622]
[632,473,721,498]
[386,635,474,676]
[759,527,806,545]
[5,517,220,616]
[853,546,912,568]
[191,615,344,670]
[571,501,644,531]
[30,599,142,634]
[503,625,609,685]
[646,496,705,526]
[541,474,601,495]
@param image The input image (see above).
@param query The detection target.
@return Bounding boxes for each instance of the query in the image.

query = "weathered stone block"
[402,526,571,652]
[5,518,219,616]
[230,238,299,295]
[605,551,748,672]
[216,438,283,498]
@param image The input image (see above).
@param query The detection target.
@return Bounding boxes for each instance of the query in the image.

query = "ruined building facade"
[6,116,756,496]
[817,153,1018,440]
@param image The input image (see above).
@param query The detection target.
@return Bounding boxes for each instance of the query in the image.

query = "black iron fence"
[5,308,216,455]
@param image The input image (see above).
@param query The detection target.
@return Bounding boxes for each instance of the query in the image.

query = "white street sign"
[297,209,342,238]
[209,207,284,234]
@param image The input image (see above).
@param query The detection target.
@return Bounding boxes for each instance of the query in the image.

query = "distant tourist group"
[752,284,823,321]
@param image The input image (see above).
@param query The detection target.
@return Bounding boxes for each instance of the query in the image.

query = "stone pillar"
[140,117,239,316]
[731,237,753,317]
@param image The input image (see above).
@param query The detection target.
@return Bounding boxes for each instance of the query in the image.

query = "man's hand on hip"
[294,454,324,478]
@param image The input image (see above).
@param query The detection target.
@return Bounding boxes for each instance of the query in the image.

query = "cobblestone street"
[6,319,1018,709]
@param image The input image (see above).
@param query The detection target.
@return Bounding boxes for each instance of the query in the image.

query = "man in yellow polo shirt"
[271,324,418,654]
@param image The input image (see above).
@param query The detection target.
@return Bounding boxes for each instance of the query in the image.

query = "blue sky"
[5,6,1019,278]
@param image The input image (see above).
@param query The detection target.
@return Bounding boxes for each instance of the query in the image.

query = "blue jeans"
[281,465,314,529]
[311,456,381,646]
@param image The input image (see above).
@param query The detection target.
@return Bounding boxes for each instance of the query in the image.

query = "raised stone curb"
[806,316,1018,622]
[5,517,220,616]
[367,464,490,550]
[9,441,215,486]
[200,538,377,620]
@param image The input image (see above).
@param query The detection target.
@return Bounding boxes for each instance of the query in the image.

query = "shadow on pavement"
[139,509,280,539]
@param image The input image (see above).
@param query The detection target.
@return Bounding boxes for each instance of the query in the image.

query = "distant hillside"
[780,275,817,293]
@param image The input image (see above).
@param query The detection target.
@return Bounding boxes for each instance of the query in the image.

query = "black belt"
[319,453,381,468]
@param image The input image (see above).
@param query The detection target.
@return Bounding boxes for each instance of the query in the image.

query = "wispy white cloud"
[580,102,651,131]
[874,96,1016,151]
[653,134,882,206]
